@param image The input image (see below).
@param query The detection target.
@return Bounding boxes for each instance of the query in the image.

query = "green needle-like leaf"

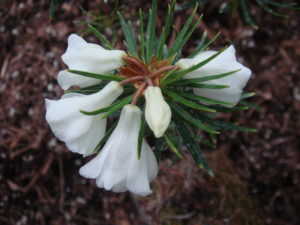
[145,0,157,63]
[87,24,114,50]
[241,92,256,100]
[67,69,124,81]
[173,113,214,176]
[255,0,288,17]
[163,133,182,158]
[137,112,146,159]
[117,12,138,57]
[173,83,230,89]
[240,0,259,29]
[93,123,117,153]
[193,111,257,132]
[170,103,219,134]
[187,31,208,58]
[178,91,235,107]
[167,4,199,57]
[172,69,240,85]
[138,9,145,60]
[101,95,134,119]
[163,88,215,112]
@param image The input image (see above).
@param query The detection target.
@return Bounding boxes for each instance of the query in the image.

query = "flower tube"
[79,104,158,196]
[58,34,127,90]
[45,81,123,156]
[176,45,252,106]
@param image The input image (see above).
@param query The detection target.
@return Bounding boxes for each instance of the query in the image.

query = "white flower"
[79,104,158,196]
[58,34,127,90]
[176,45,252,106]
[144,86,171,138]
[45,81,123,156]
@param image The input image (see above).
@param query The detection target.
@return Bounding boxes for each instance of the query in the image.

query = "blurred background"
[0,0,299,224]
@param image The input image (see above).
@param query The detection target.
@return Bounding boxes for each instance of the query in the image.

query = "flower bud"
[144,86,171,138]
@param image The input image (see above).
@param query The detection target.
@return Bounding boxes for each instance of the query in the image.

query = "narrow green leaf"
[145,0,157,63]
[80,95,133,116]
[172,69,240,85]
[172,14,203,60]
[265,0,300,9]
[159,67,178,84]
[172,91,235,107]
[50,0,58,20]
[255,0,288,17]
[240,100,262,112]
[210,105,249,112]
[87,24,114,50]
[154,138,167,162]
[167,4,198,57]
[163,134,182,158]
[193,111,257,132]
[138,9,145,60]
[170,103,219,134]
[241,92,256,100]
[156,27,166,60]
[164,0,176,40]
[173,83,230,89]
[164,46,228,84]
[137,112,146,159]
[67,69,124,81]
[188,31,208,58]
[173,113,214,176]
[117,12,138,57]
[163,88,215,112]
[180,92,234,106]
[101,95,133,119]
[93,123,117,153]
[240,0,259,29]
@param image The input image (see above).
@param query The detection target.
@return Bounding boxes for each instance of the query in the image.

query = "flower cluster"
[45,1,253,196]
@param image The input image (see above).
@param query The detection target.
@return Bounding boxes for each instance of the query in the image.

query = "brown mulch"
[1,0,299,225]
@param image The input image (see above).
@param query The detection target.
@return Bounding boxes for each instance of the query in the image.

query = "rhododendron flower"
[176,45,251,106]
[144,86,171,138]
[45,81,123,156]
[57,34,127,90]
[79,104,158,196]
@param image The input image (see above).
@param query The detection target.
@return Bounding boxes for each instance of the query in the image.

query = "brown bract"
[120,55,177,88]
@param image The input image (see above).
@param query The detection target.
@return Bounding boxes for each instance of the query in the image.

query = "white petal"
[144,87,171,138]
[45,81,123,155]
[57,70,102,90]
[176,45,252,106]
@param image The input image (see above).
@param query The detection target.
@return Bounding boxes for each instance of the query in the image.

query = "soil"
[0,0,299,225]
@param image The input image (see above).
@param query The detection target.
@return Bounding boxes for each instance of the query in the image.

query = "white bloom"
[144,86,171,138]
[45,81,123,156]
[176,45,252,106]
[58,34,127,90]
[79,104,158,196]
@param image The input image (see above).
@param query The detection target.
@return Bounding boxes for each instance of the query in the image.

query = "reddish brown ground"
[1,1,299,225]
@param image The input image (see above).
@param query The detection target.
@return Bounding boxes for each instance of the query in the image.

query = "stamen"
[119,76,145,86]
[131,82,148,105]
[148,65,178,79]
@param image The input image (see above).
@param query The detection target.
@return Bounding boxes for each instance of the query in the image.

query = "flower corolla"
[176,45,252,106]
[45,81,123,156]
[58,34,127,90]
[79,104,158,196]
